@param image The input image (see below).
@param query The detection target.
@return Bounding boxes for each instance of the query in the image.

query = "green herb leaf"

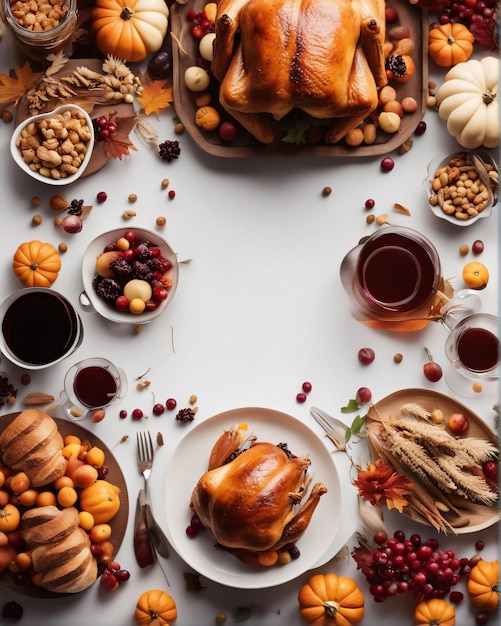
[281,118,310,145]
[344,426,352,443]
[351,414,367,438]
[341,399,359,414]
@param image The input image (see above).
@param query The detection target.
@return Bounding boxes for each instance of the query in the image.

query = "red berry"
[365,198,375,209]
[107,120,117,134]
[414,121,427,136]
[423,361,443,382]
[302,381,312,393]
[482,460,497,479]
[296,392,307,403]
[218,121,237,141]
[166,398,177,410]
[449,591,464,604]
[472,240,484,255]
[168,190,176,199]
[100,570,118,591]
[152,403,165,416]
[192,24,204,38]
[115,295,130,310]
[115,569,130,582]
[385,7,399,22]
[358,347,375,365]
[119,409,127,419]
[356,387,372,404]
[374,531,387,545]
[96,191,108,203]
[99,128,110,140]
[186,524,198,538]
[475,540,485,551]
[448,412,469,433]
[153,286,168,301]
[132,408,144,420]
[96,116,108,128]
[124,230,135,243]
[381,157,395,172]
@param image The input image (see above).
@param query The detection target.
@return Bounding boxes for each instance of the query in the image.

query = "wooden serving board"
[0,412,129,598]
[171,0,429,157]
[15,59,137,179]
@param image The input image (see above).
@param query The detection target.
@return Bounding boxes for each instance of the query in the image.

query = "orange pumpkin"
[462,261,489,290]
[414,598,456,626]
[298,573,364,626]
[135,589,177,625]
[91,0,169,63]
[467,559,499,611]
[12,241,61,287]
[79,480,121,524]
[429,23,475,67]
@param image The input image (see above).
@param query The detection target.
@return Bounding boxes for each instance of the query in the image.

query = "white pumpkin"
[436,56,499,149]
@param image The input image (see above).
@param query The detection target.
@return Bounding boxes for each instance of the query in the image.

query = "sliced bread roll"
[41,548,98,594]
[0,409,67,486]
[21,505,79,545]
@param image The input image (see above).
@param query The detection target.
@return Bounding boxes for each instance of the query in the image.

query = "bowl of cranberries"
[81,228,179,324]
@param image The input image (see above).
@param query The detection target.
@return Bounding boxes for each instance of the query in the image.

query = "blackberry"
[131,261,154,281]
[94,277,121,302]
[385,55,407,79]
[2,602,23,621]
[158,139,181,162]
[277,442,297,460]
[133,243,152,261]
[0,374,17,407]
[146,256,170,274]
[110,256,133,278]
[67,198,84,215]
[175,407,196,423]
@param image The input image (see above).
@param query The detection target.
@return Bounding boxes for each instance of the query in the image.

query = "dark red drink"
[74,366,117,408]
[356,231,439,314]
[457,327,499,373]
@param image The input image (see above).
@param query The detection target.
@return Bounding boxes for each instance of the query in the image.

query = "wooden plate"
[171,0,428,157]
[0,413,129,598]
[366,389,499,534]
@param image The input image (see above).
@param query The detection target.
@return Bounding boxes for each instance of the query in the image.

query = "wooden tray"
[366,389,499,534]
[0,413,129,598]
[171,0,429,157]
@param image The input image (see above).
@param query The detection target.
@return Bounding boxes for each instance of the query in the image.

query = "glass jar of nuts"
[2,0,77,63]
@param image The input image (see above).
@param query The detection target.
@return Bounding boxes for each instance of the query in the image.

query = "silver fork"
[136,431,170,557]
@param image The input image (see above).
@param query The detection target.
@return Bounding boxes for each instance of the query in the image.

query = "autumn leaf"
[103,133,138,160]
[0,61,44,106]
[137,73,173,115]
[353,458,412,513]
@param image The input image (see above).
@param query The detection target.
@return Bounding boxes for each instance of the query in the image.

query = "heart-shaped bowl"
[81,227,179,325]
[10,104,94,186]
[424,151,498,227]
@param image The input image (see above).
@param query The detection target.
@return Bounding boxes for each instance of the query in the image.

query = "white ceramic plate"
[10,104,94,186]
[81,227,179,324]
[164,407,350,588]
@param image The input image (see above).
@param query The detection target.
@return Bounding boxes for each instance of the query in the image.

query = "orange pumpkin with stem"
[429,23,475,67]
[12,241,61,287]
[414,598,456,626]
[462,261,489,290]
[298,573,364,625]
[467,559,499,611]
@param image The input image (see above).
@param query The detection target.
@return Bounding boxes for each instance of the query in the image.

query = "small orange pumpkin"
[135,589,177,626]
[429,23,475,67]
[414,598,456,626]
[79,480,121,524]
[467,559,499,611]
[298,573,364,625]
[462,261,489,290]
[12,241,61,287]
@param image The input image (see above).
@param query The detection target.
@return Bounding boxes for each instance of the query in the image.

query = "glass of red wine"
[340,226,444,331]
[442,312,499,397]
[60,357,127,420]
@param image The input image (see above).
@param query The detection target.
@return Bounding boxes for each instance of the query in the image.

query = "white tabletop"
[0,9,499,626]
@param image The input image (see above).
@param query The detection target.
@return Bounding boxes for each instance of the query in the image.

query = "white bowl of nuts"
[81,228,179,325]
[425,151,498,227]
[10,104,94,185]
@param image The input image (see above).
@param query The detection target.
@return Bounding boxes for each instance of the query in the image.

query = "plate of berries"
[81,228,179,324]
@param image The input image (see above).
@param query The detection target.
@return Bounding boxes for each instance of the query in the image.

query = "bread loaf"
[0,409,67,486]
[21,505,98,594]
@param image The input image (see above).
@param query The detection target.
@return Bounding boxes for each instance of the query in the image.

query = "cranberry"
[166,398,177,410]
[296,392,307,403]
[124,230,135,243]
[414,121,427,136]
[475,612,489,625]
[358,347,375,365]
[100,570,119,591]
[475,540,485,551]
[186,524,198,538]
[380,157,394,172]
[153,286,168,301]
[356,387,372,404]
[374,531,388,545]
[152,403,165,416]
[119,409,128,419]
[482,460,498,479]
[449,591,464,604]
[289,546,301,559]
[218,121,237,141]
[302,381,312,393]
[385,7,399,22]
[168,190,176,199]
[96,191,108,203]
[132,408,144,420]
[472,240,484,255]
[423,361,443,382]
[365,198,375,209]
[115,295,130,310]
[115,569,130,582]
[190,514,203,529]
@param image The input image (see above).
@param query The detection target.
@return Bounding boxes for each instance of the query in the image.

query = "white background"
[0,8,499,626]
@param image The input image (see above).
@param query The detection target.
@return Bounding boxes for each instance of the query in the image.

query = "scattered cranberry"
[380,157,394,172]
[472,240,484,255]
[166,398,177,410]
[423,348,443,382]
[91,543,103,557]
[218,121,237,141]
[385,7,399,22]
[482,460,498,480]
[374,531,388,545]
[96,191,108,203]
[356,387,372,404]
[365,198,375,209]
[289,546,301,560]
[475,612,490,625]
[100,569,119,591]
[168,190,176,199]
[153,286,168,301]
[296,392,307,403]
[358,347,375,365]
[119,409,128,419]
[186,524,198,538]
[302,381,312,393]
[152,403,165,416]
[191,514,203,529]
[475,540,485,551]
[132,408,144,420]
[414,121,427,136]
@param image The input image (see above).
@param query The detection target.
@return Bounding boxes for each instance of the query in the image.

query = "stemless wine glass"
[60,357,127,421]
[442,312,500,397]
[340,226,444,331]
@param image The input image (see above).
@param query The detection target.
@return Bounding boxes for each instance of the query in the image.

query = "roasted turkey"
[211,0,388,144]
[190,425,327,553]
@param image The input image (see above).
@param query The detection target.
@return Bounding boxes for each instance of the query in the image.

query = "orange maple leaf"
[103,133,138,160]
[0,61,43,106]
[137,73,173,116]
[354,458,412,513]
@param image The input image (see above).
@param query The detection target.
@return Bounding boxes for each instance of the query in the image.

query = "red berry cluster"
[363,531,469,603]
[437,0,497,27]
[99,560,130,592]
[186,8,215,39]
[296,381,312,403]
[95,115,118,141]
